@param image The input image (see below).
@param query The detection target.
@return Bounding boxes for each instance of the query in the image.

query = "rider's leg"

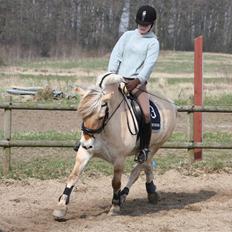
[133,84,151,163]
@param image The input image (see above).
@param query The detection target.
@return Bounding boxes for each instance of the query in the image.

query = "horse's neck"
[103,83,121,107]
[104,87,136,144]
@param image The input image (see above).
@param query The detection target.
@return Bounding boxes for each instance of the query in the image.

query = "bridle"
[81,94,125,137]
[81,102,109,137]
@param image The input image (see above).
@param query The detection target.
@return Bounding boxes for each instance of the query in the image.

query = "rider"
[107,5,160,163]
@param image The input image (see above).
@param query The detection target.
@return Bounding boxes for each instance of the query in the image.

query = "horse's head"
[76,87,114,150]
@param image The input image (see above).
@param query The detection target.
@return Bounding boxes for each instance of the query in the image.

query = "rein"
[136,86,177,105]
[118,87,139,136]
[81,73,139,137]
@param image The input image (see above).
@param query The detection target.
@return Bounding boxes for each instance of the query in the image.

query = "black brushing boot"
[135,121,152,163]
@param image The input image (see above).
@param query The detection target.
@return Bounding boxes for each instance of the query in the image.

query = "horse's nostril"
[82,145,93,150]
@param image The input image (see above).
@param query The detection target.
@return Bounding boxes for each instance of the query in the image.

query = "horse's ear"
[101,91,114,102]
[75,87,86,96]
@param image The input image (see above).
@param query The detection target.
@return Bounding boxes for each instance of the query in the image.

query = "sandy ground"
[0,170,231,232]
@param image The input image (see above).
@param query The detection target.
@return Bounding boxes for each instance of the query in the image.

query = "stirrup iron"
[134,148,149,164]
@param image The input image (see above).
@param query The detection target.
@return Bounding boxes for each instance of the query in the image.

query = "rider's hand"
[125,78,140,92]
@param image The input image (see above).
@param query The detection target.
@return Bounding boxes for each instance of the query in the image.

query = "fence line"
[1,140,232,149]
[1,101,232,175]
[1,102,232,112]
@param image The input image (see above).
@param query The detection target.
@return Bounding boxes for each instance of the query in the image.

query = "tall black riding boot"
[135,122,152,163]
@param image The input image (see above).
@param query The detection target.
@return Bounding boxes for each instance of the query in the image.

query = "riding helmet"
[135,5,157,26]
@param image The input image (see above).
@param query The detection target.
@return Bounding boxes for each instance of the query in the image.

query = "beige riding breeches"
[132,83,150,123]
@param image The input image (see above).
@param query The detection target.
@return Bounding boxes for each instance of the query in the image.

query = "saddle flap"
[130,98,161,131]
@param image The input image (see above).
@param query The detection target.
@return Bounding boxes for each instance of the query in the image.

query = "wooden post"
[194,36,203,160]
[3,96,12,175]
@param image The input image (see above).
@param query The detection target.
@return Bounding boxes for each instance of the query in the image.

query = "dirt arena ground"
[0,102,232,232]
[0,170,232,232]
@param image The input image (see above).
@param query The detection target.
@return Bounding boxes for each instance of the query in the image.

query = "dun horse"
[53,73,177,219]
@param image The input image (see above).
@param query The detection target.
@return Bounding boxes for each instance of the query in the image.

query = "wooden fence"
[1,99,232,175]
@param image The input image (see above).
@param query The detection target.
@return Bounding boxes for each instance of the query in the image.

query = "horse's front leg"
[108,163,124,215]
[53,147,92,220]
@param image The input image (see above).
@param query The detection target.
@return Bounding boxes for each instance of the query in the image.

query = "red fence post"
[194,36,203,160]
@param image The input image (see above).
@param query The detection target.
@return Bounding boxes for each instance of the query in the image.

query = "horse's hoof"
[120,194,127,205]
[148,192,159,204]
[53,206,68,221]
[108,205,120,216]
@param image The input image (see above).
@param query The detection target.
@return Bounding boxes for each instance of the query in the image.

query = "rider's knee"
[143,114,151,123]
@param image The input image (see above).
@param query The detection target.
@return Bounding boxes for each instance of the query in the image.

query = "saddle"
[126,94,161,139]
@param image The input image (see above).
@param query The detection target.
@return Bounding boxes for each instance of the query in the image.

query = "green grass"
[174,94,232,106]
[0,131,231,179]
[169,131,232,143]
[18,57,108,70]
[155,51,232,74]
[18,74,96,83]
[175,98,190,105]
[166,77,231,85]
[1,149,231,180]
[1,51,232,106]
[204,94,232,105]
[156,60,194,73]
[2,157,75,180]
[3,51,232,75]
[1,131,230,143]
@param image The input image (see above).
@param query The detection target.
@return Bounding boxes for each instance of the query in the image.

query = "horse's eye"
[98,116,104,121]
[101,103,107,108]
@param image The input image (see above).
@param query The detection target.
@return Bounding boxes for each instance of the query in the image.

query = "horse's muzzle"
[80,136,95,150]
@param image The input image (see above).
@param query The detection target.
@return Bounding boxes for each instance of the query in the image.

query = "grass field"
[0,130,231,180]
[0,51,232,104]
[0,51,232,179]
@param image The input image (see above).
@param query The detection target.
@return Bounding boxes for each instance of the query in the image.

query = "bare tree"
[0,0,232,60]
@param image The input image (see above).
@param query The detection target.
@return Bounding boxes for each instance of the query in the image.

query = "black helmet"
[136,5,157,26]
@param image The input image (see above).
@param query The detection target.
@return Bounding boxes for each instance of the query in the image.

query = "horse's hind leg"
[144,155,159,204]
[53,147,92,220]
[119,163,144,204]
[120,150,159,205]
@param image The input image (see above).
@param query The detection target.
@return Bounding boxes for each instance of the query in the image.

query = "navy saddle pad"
[149,100,161,131]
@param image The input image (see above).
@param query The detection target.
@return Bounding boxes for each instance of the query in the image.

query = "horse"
[53,73,177,219]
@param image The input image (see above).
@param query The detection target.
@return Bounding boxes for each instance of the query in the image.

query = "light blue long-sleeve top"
[108,29,159,84]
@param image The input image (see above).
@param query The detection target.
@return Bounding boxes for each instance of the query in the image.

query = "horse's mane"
[78,73,123,119]
[78,87,104,119]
